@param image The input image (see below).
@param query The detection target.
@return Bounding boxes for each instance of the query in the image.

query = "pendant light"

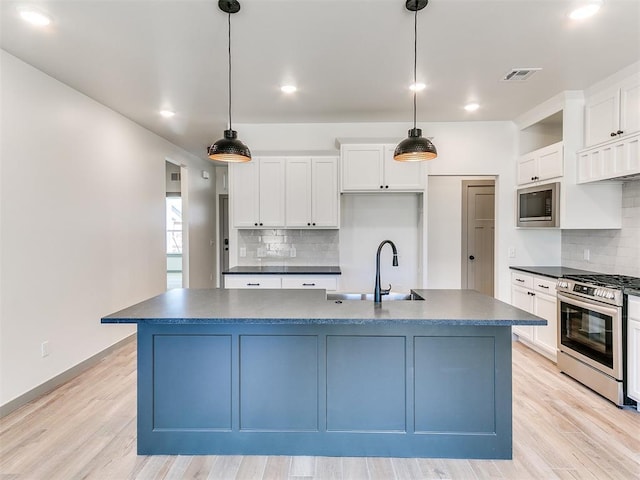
[207,0,251,163]
[394,0,437,162]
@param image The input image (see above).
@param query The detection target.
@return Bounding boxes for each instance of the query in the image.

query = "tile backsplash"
[561,180,640,276]
[238,229,339,266]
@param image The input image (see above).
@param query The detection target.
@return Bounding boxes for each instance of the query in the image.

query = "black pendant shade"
[208,0,251,163]
[394,128,437,162]
[394,0,437,162]
[208,130,251,163]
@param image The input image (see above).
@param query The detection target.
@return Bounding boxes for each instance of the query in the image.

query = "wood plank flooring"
[1,338,639,479]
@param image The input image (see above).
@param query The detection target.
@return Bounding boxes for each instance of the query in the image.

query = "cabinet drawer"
[511,272,533,289]
[281,276,338,291]
[533,276,556,294]
[224,276,282,289]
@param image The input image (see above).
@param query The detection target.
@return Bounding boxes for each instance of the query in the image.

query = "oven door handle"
[557,292,620,317]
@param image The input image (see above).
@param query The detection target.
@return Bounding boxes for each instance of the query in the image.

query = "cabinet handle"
[302,283,316,286]
[380,185,384,189]
[516,278,525,283]
[611,132,618,137]
[538,284,550,289]
[312,223,316,226]
[307,223,311,226]
[617,130,624,135]
[385,185,389,189]
[259,223,263,226]
[247,283,260,286]
[254,222,258,226]
[527,291,535,296]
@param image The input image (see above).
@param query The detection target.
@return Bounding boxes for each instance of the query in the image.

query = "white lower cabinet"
[224,275,282,289]
[510,271,558,362]
[225,275,338,291]
[627,295,640,408]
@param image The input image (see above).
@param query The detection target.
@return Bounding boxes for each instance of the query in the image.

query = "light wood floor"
[1,339,639,480]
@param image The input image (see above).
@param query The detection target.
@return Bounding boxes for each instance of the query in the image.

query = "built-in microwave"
[516,182,560,227]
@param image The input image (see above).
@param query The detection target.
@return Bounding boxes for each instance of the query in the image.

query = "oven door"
[557,292,622,380]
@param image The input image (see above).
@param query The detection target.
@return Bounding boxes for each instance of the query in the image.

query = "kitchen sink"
[326,292,423,301]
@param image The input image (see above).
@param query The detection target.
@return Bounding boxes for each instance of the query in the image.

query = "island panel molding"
[135,322,512,458]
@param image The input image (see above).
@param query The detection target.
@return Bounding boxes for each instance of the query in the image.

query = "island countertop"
[101,288,545,326]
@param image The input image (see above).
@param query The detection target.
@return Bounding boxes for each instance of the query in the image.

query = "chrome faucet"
[374,240,398,305]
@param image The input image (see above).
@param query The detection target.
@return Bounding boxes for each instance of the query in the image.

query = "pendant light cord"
[227,11,232,131]
[413,6,417,130]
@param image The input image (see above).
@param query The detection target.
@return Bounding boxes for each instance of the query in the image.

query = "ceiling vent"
[501,68,542,82]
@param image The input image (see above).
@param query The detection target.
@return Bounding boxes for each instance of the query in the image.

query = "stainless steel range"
[556,274,640,406]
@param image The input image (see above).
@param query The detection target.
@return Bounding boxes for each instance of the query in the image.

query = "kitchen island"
[101,288,545,459]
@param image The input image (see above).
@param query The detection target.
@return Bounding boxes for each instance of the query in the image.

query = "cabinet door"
[511,285,534,341]
[311,157,339,227]
[258,158,286,227]
[340,145,384,191]
[536,142,563,181]
[533,291,558,360]
[619,74,640,138]
[285,157,312,227]
[585,87,620,147]
[382,145,424,191]
[230,161,260,228]
[517,154,537,185]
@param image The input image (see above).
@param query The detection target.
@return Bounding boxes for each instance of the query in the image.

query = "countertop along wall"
[0,51,217,411]
[235,121,559,302]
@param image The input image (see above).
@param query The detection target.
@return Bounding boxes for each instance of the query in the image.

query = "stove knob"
[608,292,615,300]
[595,288,602,297]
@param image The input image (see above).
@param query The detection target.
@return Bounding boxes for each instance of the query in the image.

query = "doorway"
[461,180,495,297]
[165,161,188,290]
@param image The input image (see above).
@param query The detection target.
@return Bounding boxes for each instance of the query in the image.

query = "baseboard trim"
[0,334,136,418]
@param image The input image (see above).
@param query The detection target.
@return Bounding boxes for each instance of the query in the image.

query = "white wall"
[340,194,420,293]
[0,51,216,407]
[237,121,561,302]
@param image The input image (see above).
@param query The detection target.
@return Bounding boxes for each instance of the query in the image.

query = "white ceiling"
[1,0,639,159]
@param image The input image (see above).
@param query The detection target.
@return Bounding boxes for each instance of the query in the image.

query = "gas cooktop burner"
[563,274,640,290]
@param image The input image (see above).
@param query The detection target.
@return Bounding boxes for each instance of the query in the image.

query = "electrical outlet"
[41,341,50,357]
[508,247,516,258]
[583,248,590,261]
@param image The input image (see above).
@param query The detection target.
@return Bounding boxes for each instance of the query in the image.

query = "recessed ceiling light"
[280,85,297,94]
[464,103,480,112]
[160,110,175,118]
[19,8,52,26]
[410,83,426,92]
[569,1,603,20]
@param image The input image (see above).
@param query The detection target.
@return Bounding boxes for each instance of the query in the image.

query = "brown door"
[462,181,495,296]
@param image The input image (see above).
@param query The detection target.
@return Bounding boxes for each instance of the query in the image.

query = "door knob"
[469,255,475,260]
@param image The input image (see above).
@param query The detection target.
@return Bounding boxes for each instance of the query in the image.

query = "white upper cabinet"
[229,157,285,228]
[585,73,640,147]
[340,144,424,192]
[285,156,339,228]
[517,141,563,185]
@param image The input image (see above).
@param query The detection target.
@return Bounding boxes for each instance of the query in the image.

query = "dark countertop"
[102,288,545,326]
[626,288,640,298]
[509,265,601,279]
[223,266,341,275]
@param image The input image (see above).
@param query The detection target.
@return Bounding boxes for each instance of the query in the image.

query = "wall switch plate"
[41,341,50,357]
[508,247,516,258]
[583,248,590,261]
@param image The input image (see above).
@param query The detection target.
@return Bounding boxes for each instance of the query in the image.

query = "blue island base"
[137,322,512,459]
